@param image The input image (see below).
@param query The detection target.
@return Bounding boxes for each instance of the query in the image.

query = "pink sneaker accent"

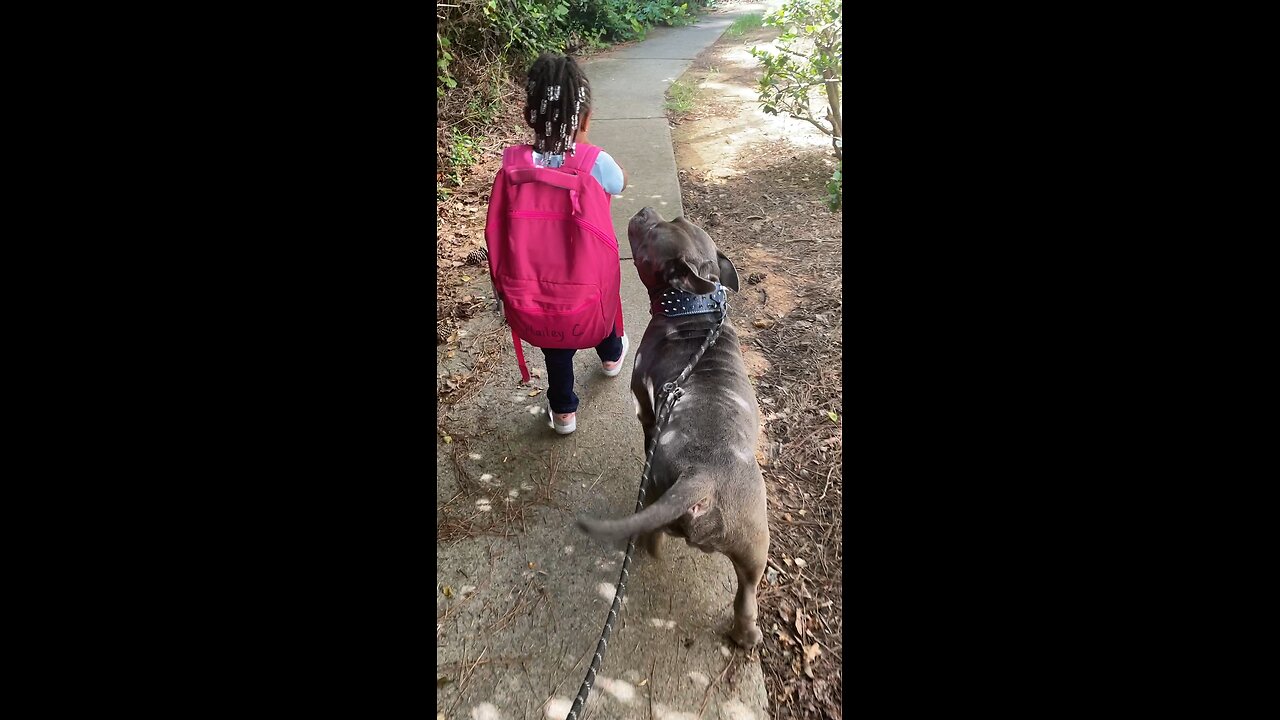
[547,400,577,434]
[602,335,629,377]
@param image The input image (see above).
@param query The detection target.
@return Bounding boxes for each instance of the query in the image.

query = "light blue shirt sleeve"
[591,150,625,195]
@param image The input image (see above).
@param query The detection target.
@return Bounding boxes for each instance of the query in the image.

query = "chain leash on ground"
[566,298,728,720]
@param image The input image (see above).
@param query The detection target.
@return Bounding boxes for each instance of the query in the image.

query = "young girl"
[520,53,629,435]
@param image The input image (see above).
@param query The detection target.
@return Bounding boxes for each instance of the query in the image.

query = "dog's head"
[627,207,739,295]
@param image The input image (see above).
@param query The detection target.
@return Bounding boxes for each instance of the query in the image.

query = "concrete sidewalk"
[437,6,777,719]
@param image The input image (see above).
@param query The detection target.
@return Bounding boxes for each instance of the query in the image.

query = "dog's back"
[576,207,770,648]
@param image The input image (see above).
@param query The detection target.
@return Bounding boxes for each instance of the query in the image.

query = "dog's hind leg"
[727,541,767,648]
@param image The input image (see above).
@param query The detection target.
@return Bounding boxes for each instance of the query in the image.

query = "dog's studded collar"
[649,283,727,317]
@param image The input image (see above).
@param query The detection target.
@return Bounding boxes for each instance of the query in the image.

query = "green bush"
[749,0,841,211]
[826,160,841,211]
[480,0,574,62]
[437,0,716,180]
[441,0,703,81]
[568,0,641,42]
[448,133,481,186]
[749,0,842,160]
[637,0,696,29]
[439,0,711,90]
[437,32,456,100]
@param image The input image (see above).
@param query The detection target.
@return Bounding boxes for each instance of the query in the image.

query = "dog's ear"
[688,497,711,519]
[666,258,718,295]
[715,251,740,292]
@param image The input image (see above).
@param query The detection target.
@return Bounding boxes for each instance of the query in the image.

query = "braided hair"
[524,53,591,156]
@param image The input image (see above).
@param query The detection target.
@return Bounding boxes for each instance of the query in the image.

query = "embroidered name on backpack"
[517,322,589,341]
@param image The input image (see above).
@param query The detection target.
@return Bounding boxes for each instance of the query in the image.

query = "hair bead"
[526,54,592,158]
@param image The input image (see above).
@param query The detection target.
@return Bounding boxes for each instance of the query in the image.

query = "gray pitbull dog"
[576,207,769,649]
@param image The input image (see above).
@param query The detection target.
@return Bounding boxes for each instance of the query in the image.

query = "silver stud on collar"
[652,283,727,318]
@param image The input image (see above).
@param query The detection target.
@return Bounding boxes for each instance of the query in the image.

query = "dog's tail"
[575,478,712,542]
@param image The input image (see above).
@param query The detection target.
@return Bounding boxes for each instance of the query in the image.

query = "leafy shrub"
[439,0,714,97]
[437,32,456,100]
[567,0,641,42]
[749,0,842,160]
[826,160,841,211]
[637,0,695,28]
[481,0,574,63]
[436,0,715,180]
[447,133,481,187]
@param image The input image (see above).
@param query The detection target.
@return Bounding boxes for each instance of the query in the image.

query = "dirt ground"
[669,23,844,720]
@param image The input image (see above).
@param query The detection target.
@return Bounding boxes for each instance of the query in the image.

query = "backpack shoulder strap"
[502,144,535,169]
[562,143,601,174]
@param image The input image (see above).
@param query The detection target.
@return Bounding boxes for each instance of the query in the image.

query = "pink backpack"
[484,142,624,383]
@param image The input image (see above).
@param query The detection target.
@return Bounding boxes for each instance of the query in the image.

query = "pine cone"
[466,247,488,265]
[437,325,449,344]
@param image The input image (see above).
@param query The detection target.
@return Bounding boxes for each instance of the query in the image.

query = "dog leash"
[565,285,728,720]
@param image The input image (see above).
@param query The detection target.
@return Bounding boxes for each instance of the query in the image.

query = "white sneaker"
[547,400,576,435]
[602,335,629,377]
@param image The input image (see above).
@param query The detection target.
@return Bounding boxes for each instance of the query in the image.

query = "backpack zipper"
[508,211,618,252]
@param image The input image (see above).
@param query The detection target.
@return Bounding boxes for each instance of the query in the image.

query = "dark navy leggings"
[541,329,623,414]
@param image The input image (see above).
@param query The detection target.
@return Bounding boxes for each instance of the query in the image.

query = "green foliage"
[479,0,571,63]
[563,0,699,45]
[749,0,842,162]
[436,0,717,182]
[635,0,695,28]
[725,13,763,36]
[464,80,506,127]
[826,160,841,211]
[439,0,709,93]
[665,80,696,114]
[567,0,635,43]
[437,32,456,100]
[447,133,481,187]
[436,0,717,108]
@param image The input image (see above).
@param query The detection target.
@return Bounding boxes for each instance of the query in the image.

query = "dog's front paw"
[729,622,763,649]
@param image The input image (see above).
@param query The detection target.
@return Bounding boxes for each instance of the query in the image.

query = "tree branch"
[788,113,833,136]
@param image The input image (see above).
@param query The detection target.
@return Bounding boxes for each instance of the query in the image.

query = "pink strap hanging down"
[512,327,531,384]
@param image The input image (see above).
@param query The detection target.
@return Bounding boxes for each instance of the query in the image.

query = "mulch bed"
[678,133,844,720]
[667,22,844,716]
